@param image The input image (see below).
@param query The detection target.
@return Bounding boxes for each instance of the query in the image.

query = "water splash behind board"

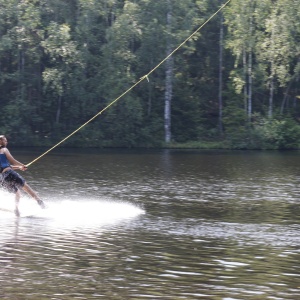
[0,190,145,226]
[45,198,145,228]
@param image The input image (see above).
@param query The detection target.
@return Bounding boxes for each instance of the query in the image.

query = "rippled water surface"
[0,149,299,299]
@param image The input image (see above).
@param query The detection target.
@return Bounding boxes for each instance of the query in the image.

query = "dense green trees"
[0,0,300,149]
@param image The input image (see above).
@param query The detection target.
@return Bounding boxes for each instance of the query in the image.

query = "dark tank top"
[0,153,10,172]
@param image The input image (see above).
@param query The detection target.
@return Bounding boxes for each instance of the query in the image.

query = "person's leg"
[22,182,40,200]
[1,171,21,216]
[14,190,21,217]
[22,182,45,208]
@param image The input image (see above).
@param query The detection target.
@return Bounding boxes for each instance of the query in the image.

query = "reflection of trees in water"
[0,218,20,272]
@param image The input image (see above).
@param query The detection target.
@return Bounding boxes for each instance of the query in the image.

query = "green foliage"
[0,0,300,149]
[252,116,300,149]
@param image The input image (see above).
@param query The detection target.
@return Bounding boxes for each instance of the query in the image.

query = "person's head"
[0,135,7,148]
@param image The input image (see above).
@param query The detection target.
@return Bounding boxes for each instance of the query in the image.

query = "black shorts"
[1,169,25,194]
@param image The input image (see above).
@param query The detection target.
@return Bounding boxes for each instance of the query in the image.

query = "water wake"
[0,190,145,227]
[44,198,145,227]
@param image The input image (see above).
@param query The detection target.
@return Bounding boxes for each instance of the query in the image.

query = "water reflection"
[0,149,299,299]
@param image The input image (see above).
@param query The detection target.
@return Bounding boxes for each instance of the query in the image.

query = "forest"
[0,0,300,149]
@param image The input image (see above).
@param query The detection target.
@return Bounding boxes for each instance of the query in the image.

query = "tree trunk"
[164,0,173,143]
[243,48,247,114]
[147,73,153,116]
[247,50,252,122]
[218,12,224,135]
[268,25,275,118]
[18,49,25,101]
[56,95,62,124]
[280,79,293,114]
[268,75,274,118]
[294,75,299,108]
[247,16,253,122]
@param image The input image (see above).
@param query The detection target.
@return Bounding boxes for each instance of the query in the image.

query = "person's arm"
[11,165,27,171]
[4,148,27,171]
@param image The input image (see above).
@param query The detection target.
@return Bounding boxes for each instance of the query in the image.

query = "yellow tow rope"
[26,0,232,167]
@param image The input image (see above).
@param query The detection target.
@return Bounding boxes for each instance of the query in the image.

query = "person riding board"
[0,135,45,216]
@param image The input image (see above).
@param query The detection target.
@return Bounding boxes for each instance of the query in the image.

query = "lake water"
[0,148,299,299]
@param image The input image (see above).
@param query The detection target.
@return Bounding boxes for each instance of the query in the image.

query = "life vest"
[0,152,10,173]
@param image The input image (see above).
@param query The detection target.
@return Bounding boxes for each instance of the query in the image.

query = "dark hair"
[0,135,6,148]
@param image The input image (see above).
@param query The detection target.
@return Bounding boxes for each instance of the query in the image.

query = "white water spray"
[0,190,145,227]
